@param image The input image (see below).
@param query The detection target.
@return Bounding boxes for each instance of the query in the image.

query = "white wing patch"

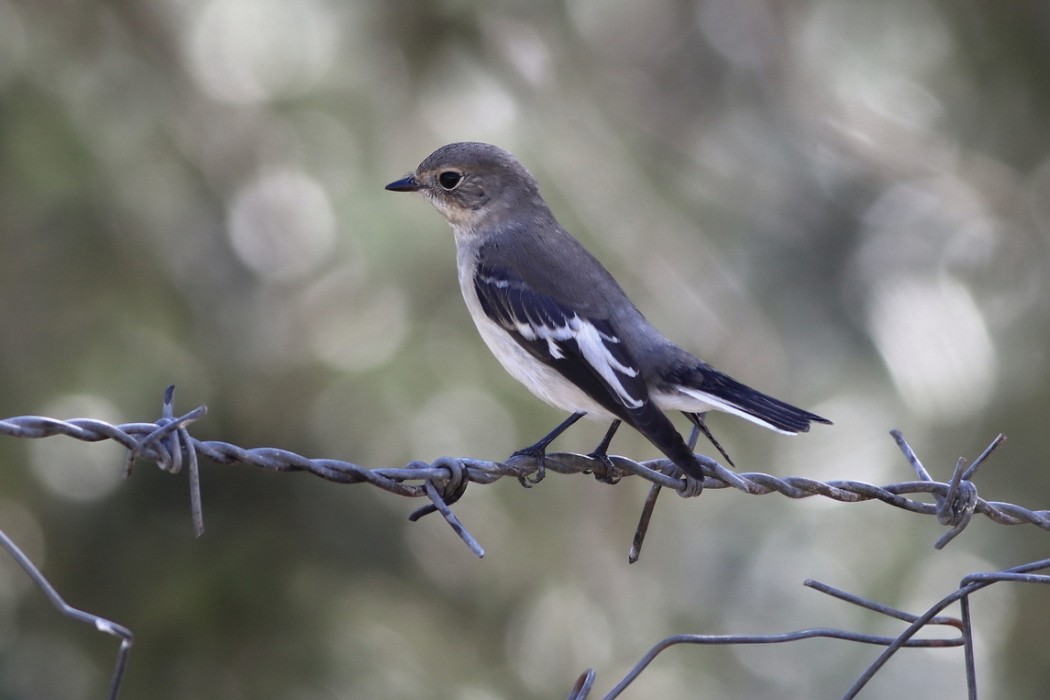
[512,317,571,359]
[473,265,646,412]
[513,311,642,409]
[573,320,642,408]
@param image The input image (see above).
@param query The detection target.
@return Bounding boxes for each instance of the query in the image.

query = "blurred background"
[0,0,1048,697]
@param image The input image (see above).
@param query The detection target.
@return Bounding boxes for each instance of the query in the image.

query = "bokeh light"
[1,1,1048,698]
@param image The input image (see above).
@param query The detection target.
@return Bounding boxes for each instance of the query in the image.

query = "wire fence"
[0,386,1046,699]
[573,557,1050,700]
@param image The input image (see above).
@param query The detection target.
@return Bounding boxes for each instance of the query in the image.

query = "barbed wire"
[0,387,1045,560]
[1,385,1048,699]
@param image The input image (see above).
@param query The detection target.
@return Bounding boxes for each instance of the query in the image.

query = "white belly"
[457,265,616,420]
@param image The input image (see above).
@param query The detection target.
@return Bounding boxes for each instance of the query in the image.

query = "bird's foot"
[586,448,621,484]
[509,445,547,487]
[508,412,588,487]
[585,420,623,484]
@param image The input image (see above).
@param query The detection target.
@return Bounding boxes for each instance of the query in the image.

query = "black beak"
[385,175,420,192]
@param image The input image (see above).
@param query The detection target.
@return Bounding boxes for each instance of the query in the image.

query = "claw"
[510,444,548,486]
[587,420,622,484]
[510,412,586,486]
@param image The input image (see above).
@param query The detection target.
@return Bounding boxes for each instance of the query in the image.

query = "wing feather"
[474,264,646,415]
[473,261,706,480]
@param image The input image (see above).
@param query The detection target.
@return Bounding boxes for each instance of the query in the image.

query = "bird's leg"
[511,411,587,486]
[684,412,736,468]
[587,420,623,484]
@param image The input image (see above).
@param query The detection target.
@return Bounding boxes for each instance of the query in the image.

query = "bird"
[385,142,829,486]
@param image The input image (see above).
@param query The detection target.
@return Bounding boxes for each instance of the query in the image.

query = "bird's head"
[386,142,543,234]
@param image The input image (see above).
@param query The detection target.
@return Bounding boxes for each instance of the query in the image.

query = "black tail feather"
[701,369,831,434]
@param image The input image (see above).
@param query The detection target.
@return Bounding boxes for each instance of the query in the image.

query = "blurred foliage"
[1,0,1049,697]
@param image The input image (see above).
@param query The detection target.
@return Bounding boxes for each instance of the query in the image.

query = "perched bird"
[386,142,829,485]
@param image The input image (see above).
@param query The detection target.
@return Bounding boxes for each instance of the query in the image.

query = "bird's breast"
[455,258,615,419]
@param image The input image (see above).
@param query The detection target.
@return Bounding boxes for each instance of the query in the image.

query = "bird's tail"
[681,368,831,435]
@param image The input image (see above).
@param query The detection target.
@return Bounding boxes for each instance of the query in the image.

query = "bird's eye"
[438,171,463,190]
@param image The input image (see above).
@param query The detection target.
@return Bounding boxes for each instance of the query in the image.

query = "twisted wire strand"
[0,413,1043,525]
[0,392,1045,547]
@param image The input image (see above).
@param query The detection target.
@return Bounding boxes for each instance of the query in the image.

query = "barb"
[0,389,1045,559]
[0,529,132,700]
[891,429,1000,549]
[628,425,702,564]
